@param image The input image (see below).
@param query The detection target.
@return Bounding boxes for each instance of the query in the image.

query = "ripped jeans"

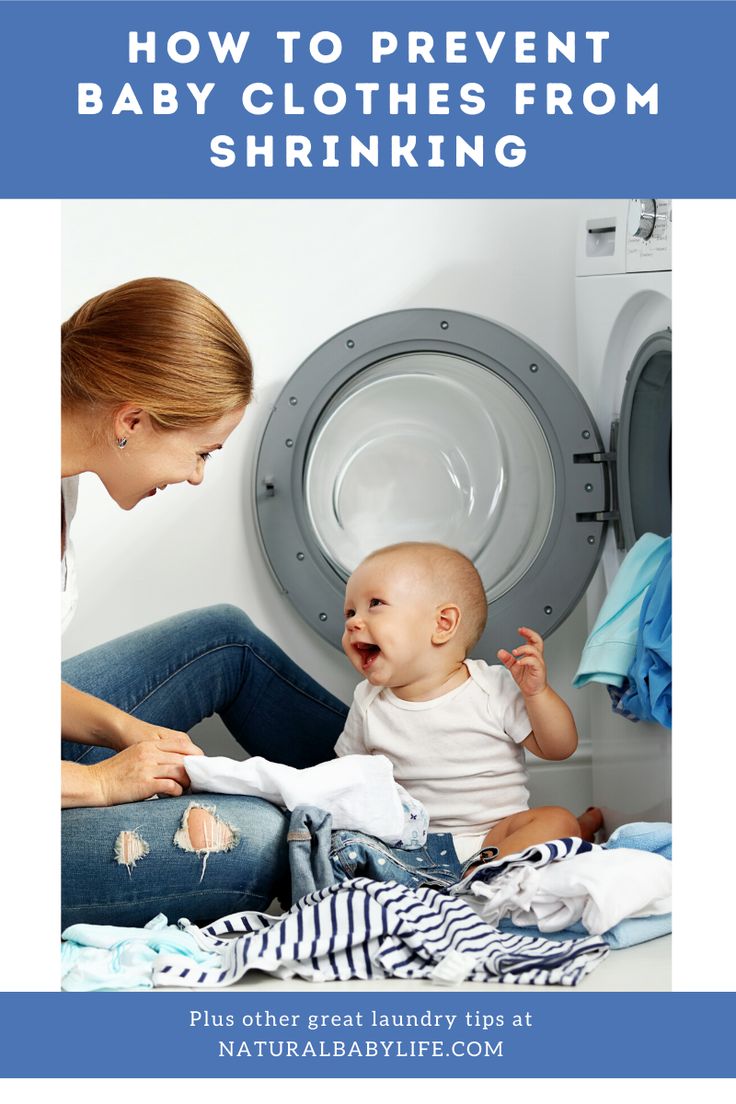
[61,605,348,930]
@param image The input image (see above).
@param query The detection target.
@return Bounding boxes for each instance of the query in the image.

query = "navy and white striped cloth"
[155,876,608,988]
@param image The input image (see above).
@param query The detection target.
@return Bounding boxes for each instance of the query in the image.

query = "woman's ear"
[432,604,462,645]
[113,404,147,442]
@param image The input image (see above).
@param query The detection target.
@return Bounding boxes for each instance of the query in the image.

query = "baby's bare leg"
[479,804,601,860]
[577,806,604,840]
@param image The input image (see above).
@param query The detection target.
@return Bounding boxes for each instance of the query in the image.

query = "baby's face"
[342,554,438,688]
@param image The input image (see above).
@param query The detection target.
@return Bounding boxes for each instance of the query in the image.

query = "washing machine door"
[614,329,672,550]
[254,309,608,657]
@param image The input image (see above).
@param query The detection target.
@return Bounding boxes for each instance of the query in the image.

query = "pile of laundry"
[573,533,671,726]
[61,822,671,992]
[452,823,672,950]
[62,876,609,991]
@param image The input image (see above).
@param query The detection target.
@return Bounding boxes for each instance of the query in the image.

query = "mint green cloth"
[61,912,220,991]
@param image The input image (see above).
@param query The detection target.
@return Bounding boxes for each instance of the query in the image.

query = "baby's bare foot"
[577,806,603,841]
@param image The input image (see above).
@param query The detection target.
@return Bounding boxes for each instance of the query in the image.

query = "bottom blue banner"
[0,991,734,1077]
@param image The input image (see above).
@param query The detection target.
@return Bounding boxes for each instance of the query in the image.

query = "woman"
[61,277,348,929]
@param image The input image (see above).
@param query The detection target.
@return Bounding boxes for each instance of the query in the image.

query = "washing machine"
[574,199,672,830]
[253,200,671,831]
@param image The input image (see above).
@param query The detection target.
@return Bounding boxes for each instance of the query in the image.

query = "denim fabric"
[287,808,463,902]
[287,805,336,902]
[330,830,463,893]
[333,830,463,892]
[61,604,348,929]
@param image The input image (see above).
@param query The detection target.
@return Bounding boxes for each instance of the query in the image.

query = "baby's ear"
[432,604,462,645]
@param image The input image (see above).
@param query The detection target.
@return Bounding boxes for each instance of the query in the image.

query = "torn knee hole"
[114,829,150,873]
[186,807,234,852]
[174,803,236,855]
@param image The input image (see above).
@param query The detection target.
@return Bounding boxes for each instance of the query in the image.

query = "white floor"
[156,935,670,993]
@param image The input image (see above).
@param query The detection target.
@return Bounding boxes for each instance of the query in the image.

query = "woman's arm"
[62,681,203,753]
[62,760,105,808]
[62,739,196,808]
[62,682,205,808]
[62,681,132,749]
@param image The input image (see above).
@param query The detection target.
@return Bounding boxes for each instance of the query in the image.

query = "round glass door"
[255,309,607,656]
[303,352,555,603]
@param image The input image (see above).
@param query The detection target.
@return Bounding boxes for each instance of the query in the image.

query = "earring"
[117,437,128,449]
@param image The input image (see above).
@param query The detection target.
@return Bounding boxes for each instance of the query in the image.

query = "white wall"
[61,199,593,806]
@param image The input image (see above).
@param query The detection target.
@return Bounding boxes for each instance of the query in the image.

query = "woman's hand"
[497,626,548,698]
[62,682,204,758]
[114,715,204,757]
[86,740,195,806]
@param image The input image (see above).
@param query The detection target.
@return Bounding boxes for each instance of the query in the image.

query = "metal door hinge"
[574,420,625,548]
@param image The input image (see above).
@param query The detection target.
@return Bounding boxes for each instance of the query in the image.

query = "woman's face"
[101,406,246,510]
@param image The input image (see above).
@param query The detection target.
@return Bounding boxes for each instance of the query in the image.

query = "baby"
[335,541,601,867]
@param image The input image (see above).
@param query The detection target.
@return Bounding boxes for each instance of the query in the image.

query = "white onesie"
[335,659,532,862]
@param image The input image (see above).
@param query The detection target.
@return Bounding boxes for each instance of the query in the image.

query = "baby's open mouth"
[354,642,381,669]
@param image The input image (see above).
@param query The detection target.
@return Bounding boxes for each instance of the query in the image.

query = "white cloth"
[452,833,488,864]
[463,847,672,935]
[184,753,429,848]
[334,659,531,836]
[61,475,79,634]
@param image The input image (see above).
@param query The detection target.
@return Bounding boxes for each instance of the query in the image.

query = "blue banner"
[0,991,734,1077]
[0,0,734,197]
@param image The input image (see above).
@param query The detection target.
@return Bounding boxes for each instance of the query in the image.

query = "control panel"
[577,199,672,276]
[625,199,672,272]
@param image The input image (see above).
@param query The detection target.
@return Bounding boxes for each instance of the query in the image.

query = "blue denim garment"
[331,829,463,891]
[287,804,463,901]
[62,605,348,929]
[287,806,336,903]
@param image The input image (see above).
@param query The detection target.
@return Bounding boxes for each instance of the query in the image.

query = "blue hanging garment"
[573,533,670,689]
[618,540,672,727]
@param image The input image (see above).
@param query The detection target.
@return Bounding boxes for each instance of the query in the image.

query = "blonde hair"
[61,277,252,429]
[363,542,488,652]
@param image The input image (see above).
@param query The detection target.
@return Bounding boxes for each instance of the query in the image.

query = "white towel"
[464,847,672,935]
[184,753,428,849]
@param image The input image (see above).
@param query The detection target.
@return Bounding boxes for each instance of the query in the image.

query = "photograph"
[60,198,672,995]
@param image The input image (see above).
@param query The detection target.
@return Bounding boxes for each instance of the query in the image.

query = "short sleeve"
[500,668,533,744]
[334,698,368,756]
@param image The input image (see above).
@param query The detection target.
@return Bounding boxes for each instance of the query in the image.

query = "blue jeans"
[287,805,463,901]
[61,605,348,930]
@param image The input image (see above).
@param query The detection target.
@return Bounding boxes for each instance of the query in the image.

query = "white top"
[334,658,532,837]
[61,475,79,634]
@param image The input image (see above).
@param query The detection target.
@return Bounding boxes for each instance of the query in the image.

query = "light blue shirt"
[573,533,670,688]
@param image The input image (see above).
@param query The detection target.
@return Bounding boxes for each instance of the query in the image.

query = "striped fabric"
[453,837,598,893]
[154,877,608,988]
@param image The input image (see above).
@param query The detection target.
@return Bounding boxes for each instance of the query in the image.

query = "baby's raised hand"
[497,627,548,698]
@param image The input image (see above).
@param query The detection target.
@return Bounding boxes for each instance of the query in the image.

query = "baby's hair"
[362,542,488,653]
